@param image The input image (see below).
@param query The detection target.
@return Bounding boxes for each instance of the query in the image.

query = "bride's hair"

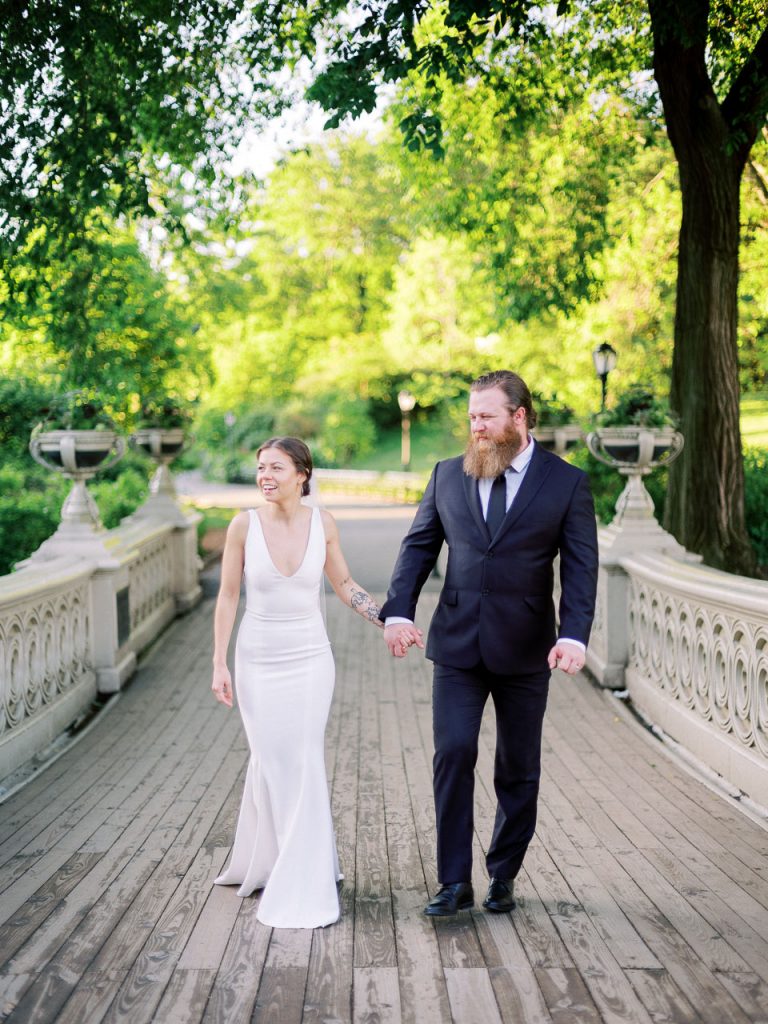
[257,436,313,497]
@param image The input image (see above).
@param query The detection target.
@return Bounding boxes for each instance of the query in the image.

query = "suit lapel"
[490,446,553,547]
[461,470,490,541]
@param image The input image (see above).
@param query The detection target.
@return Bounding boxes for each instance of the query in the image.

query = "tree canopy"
[1,1,767,572]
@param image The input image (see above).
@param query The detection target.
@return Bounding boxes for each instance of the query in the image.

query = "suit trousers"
[432,661,550,883]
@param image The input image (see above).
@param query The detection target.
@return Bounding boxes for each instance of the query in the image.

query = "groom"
[381,370,598,916]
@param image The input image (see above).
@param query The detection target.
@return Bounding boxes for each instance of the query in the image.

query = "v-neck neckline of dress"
[254,506,314,579]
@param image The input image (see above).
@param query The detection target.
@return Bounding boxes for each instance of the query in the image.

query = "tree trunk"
[664,155,755,573]
[650,0,757,575]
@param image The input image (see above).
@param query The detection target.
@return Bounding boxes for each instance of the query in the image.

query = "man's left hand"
[547,641,585,675]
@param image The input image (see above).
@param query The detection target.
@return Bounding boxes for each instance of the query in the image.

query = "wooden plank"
[443,966,503,1024]
[615,849,753,974]
[391,889,451,1024]
[0,851,102,964]
[53,968,127,1023]
[353,966,401,1024]
[4,557,768,1024]
[202,900,270,1024]
[252,928,313,1024]
[535,804,661,970]
[253,966,310,1024]
[640,844,768,982]
[487,965,554,1024]
[354,629,396,970]
[716,971,768,1023]
[177,884,243,970]
[149,968,218,1024]
[624,968,701,1024]
[1,966,75,1024]
[573,681,768,862]
[303,603,358,1024]
[587,846,754,1024]
[8,728,243,983]
[534,967,602,1024]
[524,844,655,1024]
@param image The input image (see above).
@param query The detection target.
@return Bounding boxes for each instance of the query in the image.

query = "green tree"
[2,225,208,423]
[306,0,768,574]
[0,1,274,255]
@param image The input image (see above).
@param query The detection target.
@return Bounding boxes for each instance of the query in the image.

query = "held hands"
[212,664,234,707]
[384,623,425,659]
[547,641,585,675]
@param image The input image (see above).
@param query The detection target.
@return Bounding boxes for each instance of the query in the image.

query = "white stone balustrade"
[0,509,201,782]
[0,557,96,780]
[620,553,768,803]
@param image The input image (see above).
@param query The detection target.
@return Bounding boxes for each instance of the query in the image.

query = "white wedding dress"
[214,506,341,928]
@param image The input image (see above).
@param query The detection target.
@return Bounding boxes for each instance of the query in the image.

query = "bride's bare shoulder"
[227,510,251,539]
[319,507,338,536]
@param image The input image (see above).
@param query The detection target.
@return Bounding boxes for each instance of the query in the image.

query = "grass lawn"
[349,416,464,473]
[741,392,768,447]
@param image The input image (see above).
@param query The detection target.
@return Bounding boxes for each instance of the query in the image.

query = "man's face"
[464,386,529,479]
[468,387,527,446]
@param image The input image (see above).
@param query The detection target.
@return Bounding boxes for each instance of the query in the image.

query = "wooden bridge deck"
[1,509,767,1023]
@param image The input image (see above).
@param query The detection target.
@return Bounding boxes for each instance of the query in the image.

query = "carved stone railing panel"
[622,553,768,800]
[0,560,97,779]
[1,569,93,738]
[128,532,174,634]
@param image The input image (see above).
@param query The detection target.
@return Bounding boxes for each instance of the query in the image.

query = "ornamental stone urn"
[129,426,189,525]
[586,424,689,559]
[27,428,126,560]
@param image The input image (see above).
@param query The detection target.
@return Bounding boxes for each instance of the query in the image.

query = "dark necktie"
[486,473,507,537]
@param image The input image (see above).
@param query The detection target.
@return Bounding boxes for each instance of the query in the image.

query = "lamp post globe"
[592,342,618,411]
[397,390,416,472]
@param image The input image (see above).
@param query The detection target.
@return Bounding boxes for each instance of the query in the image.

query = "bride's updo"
[257,437,313,497]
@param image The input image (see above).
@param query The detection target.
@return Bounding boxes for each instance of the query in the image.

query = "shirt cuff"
[557,637,586,653]
[385,616,414,627]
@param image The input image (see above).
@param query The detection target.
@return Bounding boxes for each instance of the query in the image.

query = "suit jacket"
[380,445,599,675]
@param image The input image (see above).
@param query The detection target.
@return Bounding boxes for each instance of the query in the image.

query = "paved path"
[1,507,767,1023]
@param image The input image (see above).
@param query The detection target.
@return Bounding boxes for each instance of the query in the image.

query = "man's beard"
[463,427,525,479]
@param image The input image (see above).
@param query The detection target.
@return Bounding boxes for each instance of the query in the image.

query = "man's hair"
[470,370,537,429]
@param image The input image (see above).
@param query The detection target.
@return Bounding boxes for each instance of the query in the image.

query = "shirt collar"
[509,435,535,473]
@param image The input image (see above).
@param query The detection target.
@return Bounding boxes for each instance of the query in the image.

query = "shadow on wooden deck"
[1,544,767,1022]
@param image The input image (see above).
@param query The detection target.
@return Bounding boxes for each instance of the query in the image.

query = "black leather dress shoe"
[423,882,474,917]
[483,878,516,913]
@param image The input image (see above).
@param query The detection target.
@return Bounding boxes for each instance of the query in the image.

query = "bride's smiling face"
[257,447,306,502]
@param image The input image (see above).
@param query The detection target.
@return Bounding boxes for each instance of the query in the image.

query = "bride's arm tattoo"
[341,576,382,625]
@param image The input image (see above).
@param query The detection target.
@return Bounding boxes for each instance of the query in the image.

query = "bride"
[211,436,421,928]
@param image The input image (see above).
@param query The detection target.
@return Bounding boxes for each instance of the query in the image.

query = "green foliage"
[533,393,576,427]
[136,397,194,429]
[0,457,146,576]
[0,1,274,254]
[0,489,62,576]
[3,227,210,429]
[310,396,377,468]
[32,389,115,432]
[744,446,768,568]
[90,469,148,529]
[595,384,679,428]
[0,374,54,459]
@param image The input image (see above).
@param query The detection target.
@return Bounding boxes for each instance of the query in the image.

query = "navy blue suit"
[381,444,598,882]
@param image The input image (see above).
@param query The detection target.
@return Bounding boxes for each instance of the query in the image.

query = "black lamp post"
[592,343,618,411]
[397,389,416,471]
